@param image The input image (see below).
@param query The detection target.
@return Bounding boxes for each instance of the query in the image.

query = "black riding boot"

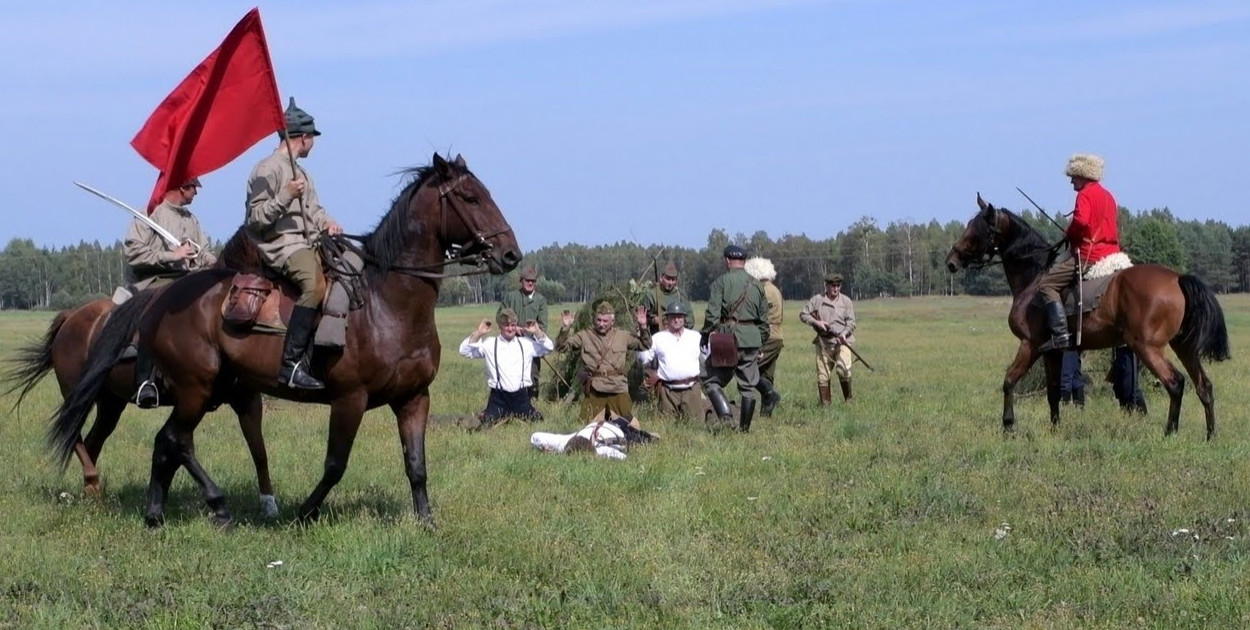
[278,305,325,390]
[133,347,159,409]
[758,377,782,417]
[839,379,853,402]
[1038,300,1071,353]
[1072,386,1086,409]
[704,384,733,432]
[739,397,757,433]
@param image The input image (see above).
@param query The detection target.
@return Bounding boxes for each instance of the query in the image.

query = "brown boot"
[840,380,853,402]
[818,384,832,406]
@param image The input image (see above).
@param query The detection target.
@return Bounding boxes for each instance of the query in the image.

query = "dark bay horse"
[4,296,274,513]
[49,153,520,527]
[945,195,1230,439]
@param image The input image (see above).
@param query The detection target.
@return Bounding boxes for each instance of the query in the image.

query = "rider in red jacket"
[1035,153,1122,352]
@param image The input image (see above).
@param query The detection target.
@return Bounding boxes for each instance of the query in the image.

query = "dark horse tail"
[47,291,158,469]
[1175,274,1231,363]
[2,311,68,410]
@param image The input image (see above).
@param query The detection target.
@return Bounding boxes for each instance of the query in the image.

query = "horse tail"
[1,310,68,410]
[46,291,157,469]
[1176,274,1231,363]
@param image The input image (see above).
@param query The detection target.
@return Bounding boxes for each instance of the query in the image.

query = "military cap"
[594,302,616,316]
[282,97,321,138]
[661,261,679,278]
[723,244,747,260]
[497,308,519,325]
[663,301,688,318]
[180,176,202,189]
[825,272,844,285]
[520,266,538,281]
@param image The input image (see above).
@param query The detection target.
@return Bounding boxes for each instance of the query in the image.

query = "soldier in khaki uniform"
[745,256,783,417]
[245,98,343,390]
[701,244,770,432]
[123,176,217,407]
[799,272,856,404]
[555,302,651,421]
[640,261,694,334]
[498,266,548,399]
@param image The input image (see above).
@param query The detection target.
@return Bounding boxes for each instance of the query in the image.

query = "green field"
[2,296,1249,628]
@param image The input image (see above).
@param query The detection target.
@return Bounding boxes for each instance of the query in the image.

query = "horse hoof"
[210,513,234,529]
[144,513,165,529]
[260,495,280,519]
[297,507,321,524]
[83,482,103,498]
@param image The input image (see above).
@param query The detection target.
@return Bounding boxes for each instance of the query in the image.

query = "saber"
[842,342,875,372]
[1015,187,1067,233]
[74,181,201,256]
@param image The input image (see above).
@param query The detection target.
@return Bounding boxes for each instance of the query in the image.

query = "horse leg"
[1001,342,1040,433]
[1043,352,1062,428]
[79,394,128,495]
[392,390,435,528]
[297,393,368,523]
[1134,346,1186,437]
[144,387,227,527]
[1176,349,1216,441]
[229,389,276,518]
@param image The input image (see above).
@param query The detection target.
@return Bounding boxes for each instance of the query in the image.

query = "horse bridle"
[326,172,514,280]
[960,206,1005,269]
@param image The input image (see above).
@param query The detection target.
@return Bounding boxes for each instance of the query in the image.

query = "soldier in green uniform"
[700,244,770,432]
[498,266,548,398]
[245,98,344,390]
[555,302,651,421]
[640,261,694,334]
[123,176,217,407]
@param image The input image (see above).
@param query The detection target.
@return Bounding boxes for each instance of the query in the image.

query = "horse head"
[428,152,522,274]
[946,193,1008,272]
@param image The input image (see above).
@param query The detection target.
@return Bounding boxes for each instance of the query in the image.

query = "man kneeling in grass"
[460,308,553,428]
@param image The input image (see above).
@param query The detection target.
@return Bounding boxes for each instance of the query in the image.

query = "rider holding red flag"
[1036,153,1121,352]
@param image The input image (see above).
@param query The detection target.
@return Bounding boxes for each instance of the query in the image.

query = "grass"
[1,295,1249,628]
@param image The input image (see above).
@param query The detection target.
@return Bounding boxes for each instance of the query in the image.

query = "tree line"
[2,206,1245,310]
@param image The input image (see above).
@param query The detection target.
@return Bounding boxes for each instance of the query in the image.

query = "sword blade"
[73,181,183,249]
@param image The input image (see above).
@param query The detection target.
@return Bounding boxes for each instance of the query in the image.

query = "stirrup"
[135,381,160,409]
[281,359,325,390]
[1038,334,1071,353]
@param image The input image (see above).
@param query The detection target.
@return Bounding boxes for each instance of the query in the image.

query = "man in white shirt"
[637,302,704,422]
[459,308,554,426]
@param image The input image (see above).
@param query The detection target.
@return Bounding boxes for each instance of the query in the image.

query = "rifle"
[808,312,875,372]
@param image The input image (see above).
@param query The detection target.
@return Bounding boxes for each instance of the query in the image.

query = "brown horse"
[5,296,275,513]
[49,153,520,527]
[945,195,1230,438]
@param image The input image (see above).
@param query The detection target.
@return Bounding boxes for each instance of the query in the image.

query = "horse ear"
[453,154,466,169]
[432,152,450,176]
[976,192,988,211]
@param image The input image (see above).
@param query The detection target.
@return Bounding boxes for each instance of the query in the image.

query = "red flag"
[131,7,284,212]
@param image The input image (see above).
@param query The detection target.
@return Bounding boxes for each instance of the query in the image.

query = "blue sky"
[3,1,1248,251]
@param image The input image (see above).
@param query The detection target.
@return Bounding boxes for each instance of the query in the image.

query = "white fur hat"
[1064,153,1104,181]
[744,257,776,281]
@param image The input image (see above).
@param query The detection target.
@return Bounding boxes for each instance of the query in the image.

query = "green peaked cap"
[283,97,321,137]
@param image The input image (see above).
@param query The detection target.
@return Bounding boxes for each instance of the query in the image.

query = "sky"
[2,0,1249,252]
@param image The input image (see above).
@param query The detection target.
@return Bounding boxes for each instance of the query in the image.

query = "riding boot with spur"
[704,384,734,433]
[278,305,325,390]
[739,397,757,433]
[757,377,782,417]
[839,379,853,402]
[1038,299,1072,353]
[133,347,159,409]
[818,384,832,407]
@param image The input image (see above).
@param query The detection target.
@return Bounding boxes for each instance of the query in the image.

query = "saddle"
[1061,253,1134,317]
[220,246,365,347]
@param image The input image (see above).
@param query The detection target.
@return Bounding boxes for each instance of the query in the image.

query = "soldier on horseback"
[244,98,343,389]
[1036,153,1122,352]
[123,176,217,407]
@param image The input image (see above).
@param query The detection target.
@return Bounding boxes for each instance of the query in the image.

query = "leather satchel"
[222,273,273,326]
[707,331,738,368]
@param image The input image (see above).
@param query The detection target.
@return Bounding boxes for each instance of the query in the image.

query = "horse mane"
[989,207,1053,276]
[362,164,452,276]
